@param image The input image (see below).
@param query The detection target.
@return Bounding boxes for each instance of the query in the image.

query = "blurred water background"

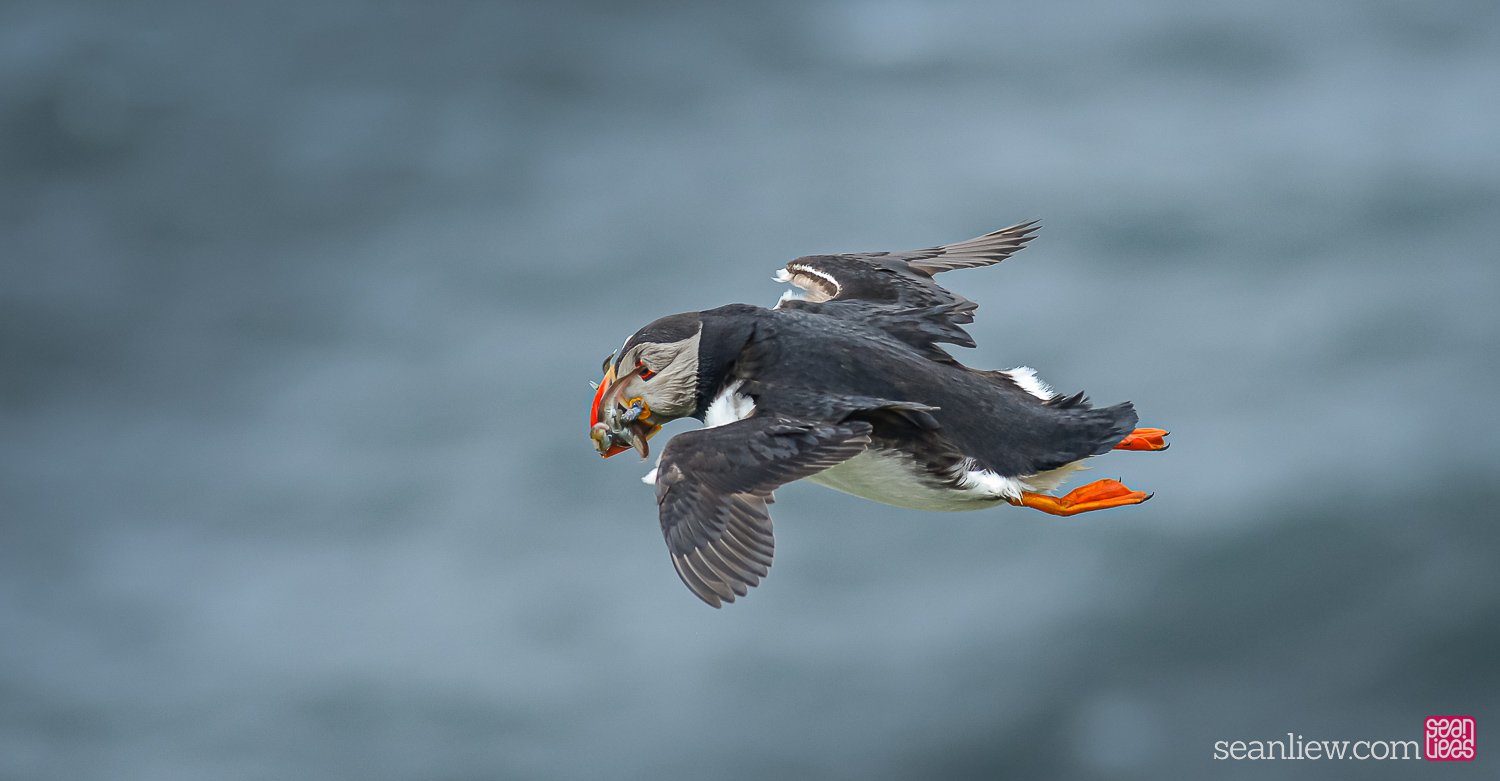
[3,1,1497,779]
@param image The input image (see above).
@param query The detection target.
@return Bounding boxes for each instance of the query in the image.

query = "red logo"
[1425,716,1475,762]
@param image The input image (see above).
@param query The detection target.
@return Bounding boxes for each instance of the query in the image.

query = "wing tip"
[906,218,1043,274]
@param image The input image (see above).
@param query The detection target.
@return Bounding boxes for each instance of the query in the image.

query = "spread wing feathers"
[900,219,1041,274]
[777,220,1039,312]
[775,221,1039,348]
[654,417,874,607]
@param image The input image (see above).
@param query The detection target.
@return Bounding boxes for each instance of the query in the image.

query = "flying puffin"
[589,221,1168,607]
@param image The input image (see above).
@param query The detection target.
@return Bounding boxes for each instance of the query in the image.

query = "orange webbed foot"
[1115,427,1169,451]
[1009,478,1152,517]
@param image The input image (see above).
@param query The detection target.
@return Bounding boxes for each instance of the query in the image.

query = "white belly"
[806,449,1017,512]
[688,382,1089,511]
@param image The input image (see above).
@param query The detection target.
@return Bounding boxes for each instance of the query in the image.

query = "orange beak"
[589,364,630,458]
[589,363,663,459]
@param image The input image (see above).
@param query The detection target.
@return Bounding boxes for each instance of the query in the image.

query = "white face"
[611,327,702,420]
[590,324,702,458]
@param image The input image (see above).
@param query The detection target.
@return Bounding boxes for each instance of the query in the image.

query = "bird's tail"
[1038,395,1139,468]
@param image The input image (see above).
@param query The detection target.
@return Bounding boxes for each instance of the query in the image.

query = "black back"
[725,306,1136,477]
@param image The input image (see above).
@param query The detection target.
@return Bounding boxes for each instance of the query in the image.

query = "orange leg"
[1008,478,1152,517]
[1115,427,1169,451]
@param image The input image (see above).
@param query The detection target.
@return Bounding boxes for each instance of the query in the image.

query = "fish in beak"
[589,360,663,459]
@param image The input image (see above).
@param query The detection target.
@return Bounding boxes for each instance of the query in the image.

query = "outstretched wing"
[774,220,1039,312]
[653,417,873,607]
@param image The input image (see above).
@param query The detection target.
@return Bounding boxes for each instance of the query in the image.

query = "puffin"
[589,221,1168,607]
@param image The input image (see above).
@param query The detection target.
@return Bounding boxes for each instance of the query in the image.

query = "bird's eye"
[637,362,656,380]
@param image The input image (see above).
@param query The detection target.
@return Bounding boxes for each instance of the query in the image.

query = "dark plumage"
[655,417,872,607]
[590,221,1166,607]
[723,304,1138,477]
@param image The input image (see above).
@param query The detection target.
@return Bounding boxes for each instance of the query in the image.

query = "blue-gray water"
[3,2,1497,779]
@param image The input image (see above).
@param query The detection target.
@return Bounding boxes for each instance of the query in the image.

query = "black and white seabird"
[589,221,1168,607]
